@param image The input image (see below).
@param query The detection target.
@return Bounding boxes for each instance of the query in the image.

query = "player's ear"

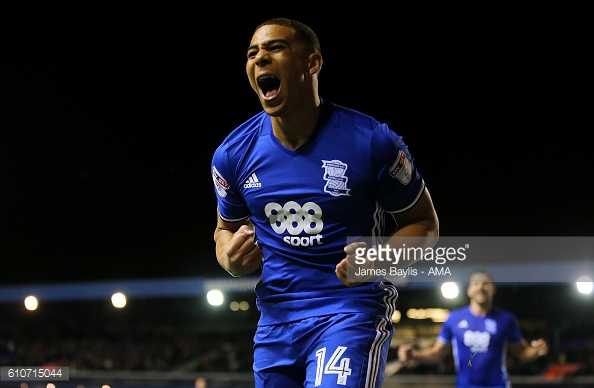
[307,52,323,75]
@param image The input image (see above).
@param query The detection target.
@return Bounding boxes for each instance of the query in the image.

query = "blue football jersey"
[212,100,425,325]
[437,306,524,388]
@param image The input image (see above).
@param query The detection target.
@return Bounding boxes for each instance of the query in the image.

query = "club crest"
[321,160,350,197]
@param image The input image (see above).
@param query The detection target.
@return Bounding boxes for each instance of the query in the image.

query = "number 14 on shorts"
[315,346,352,386]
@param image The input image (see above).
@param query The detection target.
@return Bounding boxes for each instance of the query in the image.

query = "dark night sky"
[1,1,592,286]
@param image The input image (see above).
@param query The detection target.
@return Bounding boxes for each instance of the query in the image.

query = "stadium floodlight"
[441,282,459,299]
[230,300,251,311]
[206,289,224,306]
[391,310,401,323]
[24,295,38,311]
[576,276,593,295]
[111,292,127,308]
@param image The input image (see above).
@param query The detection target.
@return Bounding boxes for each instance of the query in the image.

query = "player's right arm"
[398,340,450,365]
[214,212,263,277]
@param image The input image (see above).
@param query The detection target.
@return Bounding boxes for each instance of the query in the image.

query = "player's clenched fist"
[218,224,263,277]
[397,344,413,361]
[336,241,371,287]
[530,339,549,357]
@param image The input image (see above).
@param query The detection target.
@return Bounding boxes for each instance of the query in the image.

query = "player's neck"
[469,301,492,316]
[271,98,321,150]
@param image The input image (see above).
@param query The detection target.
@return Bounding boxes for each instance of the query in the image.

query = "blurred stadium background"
[1,277,593,387]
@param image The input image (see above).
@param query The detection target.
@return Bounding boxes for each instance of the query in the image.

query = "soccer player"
[194,377,207,388]
[398,270,549,388]
[211,18,439,387]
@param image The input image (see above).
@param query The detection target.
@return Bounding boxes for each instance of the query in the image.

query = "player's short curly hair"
[469,269,494,283]
[255,18,321,54]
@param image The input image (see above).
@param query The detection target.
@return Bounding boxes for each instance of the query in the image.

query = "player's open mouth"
[257,75,280,99]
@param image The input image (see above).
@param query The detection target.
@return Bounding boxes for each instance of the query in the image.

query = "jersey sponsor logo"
[463,330,491,353]
[265,201,324,247]
[389,150,412,185]
[244,172,262,188]
[322,159,350,196]
[212,166,229,198]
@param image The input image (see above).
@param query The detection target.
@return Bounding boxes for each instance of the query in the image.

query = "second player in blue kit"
[398,270,549,388]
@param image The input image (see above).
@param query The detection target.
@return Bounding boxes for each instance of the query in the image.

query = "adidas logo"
[244,173,262,188]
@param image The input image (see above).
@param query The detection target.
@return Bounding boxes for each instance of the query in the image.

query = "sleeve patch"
[212,166,230,197]
[388,150,412,185]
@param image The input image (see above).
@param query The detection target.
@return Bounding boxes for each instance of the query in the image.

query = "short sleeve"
[371,123,425,213]
[211,144,250,222]
[437,315,453,344]
[506,314,524,344]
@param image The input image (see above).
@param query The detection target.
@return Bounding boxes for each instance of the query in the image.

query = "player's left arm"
[508,338,549,363]
[385,187,439,269]
[336,187,438,286]
[390,187,439,239]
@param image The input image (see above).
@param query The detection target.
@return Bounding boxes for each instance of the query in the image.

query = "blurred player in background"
[398,270,549,388]
[212,17,438,387]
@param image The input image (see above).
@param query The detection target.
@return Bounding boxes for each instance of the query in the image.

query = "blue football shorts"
[253,312,394,387]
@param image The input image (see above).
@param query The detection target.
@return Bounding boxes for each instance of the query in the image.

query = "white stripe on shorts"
[365,281,398,387]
